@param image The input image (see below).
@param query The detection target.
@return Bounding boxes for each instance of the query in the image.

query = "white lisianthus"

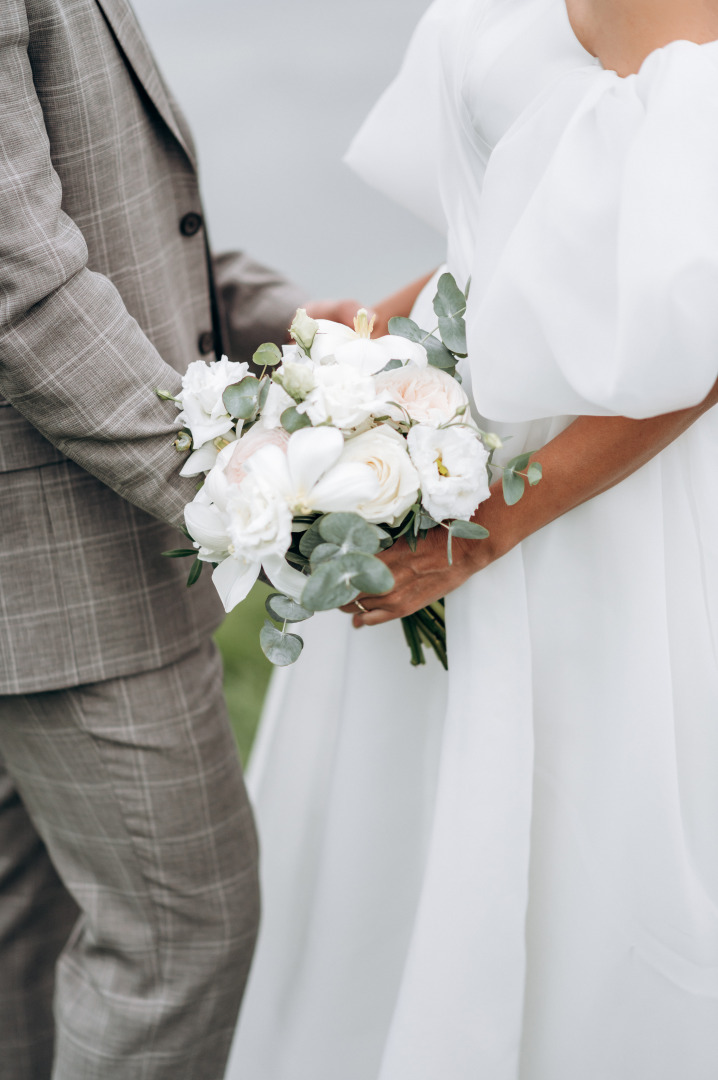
[298,364,386,433]
[176,356,249,448]
[289,308,319,353]
[245,425,380,516]
[375,364,471,428]
[337,425,420,526]
[277,360,316,402]
[407,424,490,522]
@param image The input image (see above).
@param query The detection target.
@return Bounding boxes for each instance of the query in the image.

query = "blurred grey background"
[132,0,444,303]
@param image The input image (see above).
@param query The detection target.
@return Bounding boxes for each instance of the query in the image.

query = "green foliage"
[259,619,304,666]
[253,342,283,368]
[280,405,312,433]
[265,593,313,623]
[186,557,204,586]
[223,376,261,420]
[433,272,468,356]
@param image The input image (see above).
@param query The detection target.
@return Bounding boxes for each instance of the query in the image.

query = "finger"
[356,607,396,627]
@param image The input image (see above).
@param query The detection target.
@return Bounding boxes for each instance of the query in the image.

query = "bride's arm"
[568,0,718,76]
[350,379,718,625]
[370,271,437,337]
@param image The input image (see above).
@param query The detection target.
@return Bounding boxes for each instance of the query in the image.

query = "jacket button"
[180,212,203,237]
[198,330,215,355]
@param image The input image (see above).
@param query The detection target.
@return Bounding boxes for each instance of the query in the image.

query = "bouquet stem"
[401,599,447,670]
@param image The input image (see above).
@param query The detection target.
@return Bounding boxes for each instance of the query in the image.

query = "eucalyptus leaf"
[464,275,472,300]
[258,376,271,411]
[433,273,467,319]
[438,314,467,357]
[298,517,326,558]
[380,356,404,373]
[506,451,532,473]
[265,593,313,624]
[223,376,261,420]
[260,620,304,666]
[281,406,312,433]
[345,553,394,595]
[448,520,490,540]
[387,316,425,343]
[318,512,382,555]
[301,553,394,612]
[502,469,526,506]
[310,543,341,566]
[424,334,457,371]
[253,342,283,368]
[419,513,440,531]
[527,462,543,486]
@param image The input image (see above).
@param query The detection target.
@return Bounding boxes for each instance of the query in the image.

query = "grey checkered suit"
[0,1,308,1076]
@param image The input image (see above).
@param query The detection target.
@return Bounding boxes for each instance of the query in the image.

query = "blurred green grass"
[214,582,274,766]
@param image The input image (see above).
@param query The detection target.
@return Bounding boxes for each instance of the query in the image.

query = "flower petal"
[310,462,380,512]
[286,426,344,495]
[179,442,220,477]
[262,554,308,603]
[184,501,230,555]
[212,557,260,612]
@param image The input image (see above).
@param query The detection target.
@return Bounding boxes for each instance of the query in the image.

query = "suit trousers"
[0,639,260,1080]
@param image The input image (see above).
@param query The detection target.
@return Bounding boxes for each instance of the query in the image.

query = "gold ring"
[354,599,368,613]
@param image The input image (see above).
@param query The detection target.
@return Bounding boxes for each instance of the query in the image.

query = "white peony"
[375,364,471,428]
[337,425,420,526]
[176,356,249,448]
[298,364,386,433]
[407,423,490,522]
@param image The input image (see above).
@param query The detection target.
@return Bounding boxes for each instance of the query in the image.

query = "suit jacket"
[0,0,307,694]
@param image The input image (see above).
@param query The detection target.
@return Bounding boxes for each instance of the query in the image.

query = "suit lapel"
[94,0,197,169]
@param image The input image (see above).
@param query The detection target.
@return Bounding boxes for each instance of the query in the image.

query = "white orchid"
[308,309,428,375]
[407,423,490,523]
[245,426,380,517]
[176,356,249,449]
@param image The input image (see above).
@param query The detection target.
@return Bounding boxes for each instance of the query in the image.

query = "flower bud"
[289,308,319,353]
[174,431,193,452]
[483,431,503,451]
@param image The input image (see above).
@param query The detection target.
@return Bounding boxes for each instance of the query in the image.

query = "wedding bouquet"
[159,273,541,668]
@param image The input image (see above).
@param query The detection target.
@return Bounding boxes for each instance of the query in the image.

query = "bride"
[228,0,718,1076]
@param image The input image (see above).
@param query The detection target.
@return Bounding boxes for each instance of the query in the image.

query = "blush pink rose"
[226,426,290,486]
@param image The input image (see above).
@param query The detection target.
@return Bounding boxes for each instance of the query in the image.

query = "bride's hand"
[341,524,495,627]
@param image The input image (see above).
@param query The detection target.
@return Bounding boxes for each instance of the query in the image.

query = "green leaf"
[527,462,543,487]
[502,469,526,506]
[380,356,404,373]
[265,593,313,624]
[419,512,440,530]
[301,553,394,612]
[318,512,382,555]
[448,520,490,540]
[464,275,472,300]
[424,334,457,371]
[438,314,467,357]
[258,375,271,411]
[281,406,312,433]
[433,273,467,318]
[387,316,425,343]
[401,615,426,666]
[186,557,204,586]
[223,376,261,420]
[298,517,326,558]
[162,548,198,558]
[310,542,341,566]
[506,451,532,473]
[259,620,304,666]
[253,342,283,368]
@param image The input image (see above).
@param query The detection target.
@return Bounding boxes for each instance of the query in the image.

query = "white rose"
[407,423,490,523]
[298,364,386,433]
[337,425,420,526]
[177,356,249,448]
[375,364,470,428]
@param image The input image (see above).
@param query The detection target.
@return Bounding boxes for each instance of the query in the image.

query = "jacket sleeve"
[213,250,310,363]
[0,3,201,529]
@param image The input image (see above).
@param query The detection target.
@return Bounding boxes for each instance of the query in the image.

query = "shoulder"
[566,0,718,75]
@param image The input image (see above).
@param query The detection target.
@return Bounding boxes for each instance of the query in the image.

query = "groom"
[0,2,358,1078]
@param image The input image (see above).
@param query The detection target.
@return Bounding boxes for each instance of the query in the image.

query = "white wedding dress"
[227,1,718,1077]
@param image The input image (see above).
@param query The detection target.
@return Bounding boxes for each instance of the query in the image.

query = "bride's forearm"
[478,377,718,565]
[371,270,437,337]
